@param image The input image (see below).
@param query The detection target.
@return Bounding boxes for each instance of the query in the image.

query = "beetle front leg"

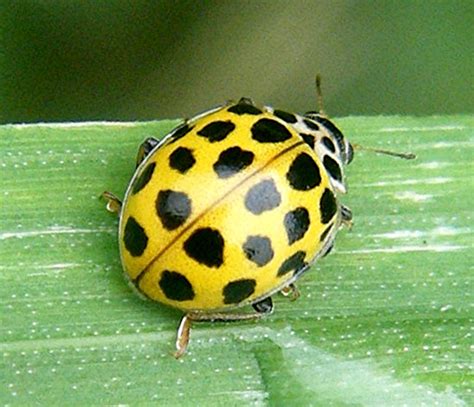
[136,137,160,167]
[280,283,300,301]
[341,204,353,229]
[101,191,122,215]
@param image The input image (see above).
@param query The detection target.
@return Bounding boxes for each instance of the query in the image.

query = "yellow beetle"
[103,83,355,357]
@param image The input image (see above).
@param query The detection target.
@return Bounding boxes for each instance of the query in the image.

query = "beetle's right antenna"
[315,74,325,116]
[352,144,417,160]
[314,74,417,161]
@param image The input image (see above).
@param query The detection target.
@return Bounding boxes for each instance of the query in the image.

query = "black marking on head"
[323,155,343,182]
[123,216,148,257]
[228,103,262,115]
[313,116,345,152]
[273,109,297,124]
[303,118,320,131]
[169,147,196,174]
[243,235,274,267]
[300,133,316,149]
[169,123,194,143]
[183,227,224,267]
[223,279,256,304]
[320,223,334,242]
[251,118,293,143]
[213,147,255,178]
[159,270,195,301]
[277,251,307,277]
[245,179,281,215]
[132,162,156,194]
[284,207,310,245]
[320,188,337,224]
[156,190,192,230]
[286,152,321,191]
[197,120,235,142]
[322,136,336,153]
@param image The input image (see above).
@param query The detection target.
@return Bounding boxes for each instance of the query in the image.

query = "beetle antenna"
[315,74,325,116]
[352,143,416,160]
[315,75,415,160]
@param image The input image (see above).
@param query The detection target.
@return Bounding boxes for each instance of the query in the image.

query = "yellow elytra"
[104,96,354,357]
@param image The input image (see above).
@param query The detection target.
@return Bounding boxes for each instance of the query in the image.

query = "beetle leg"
[174,314,193,359]
[321,242,334,258]
[101,191,122,215]
[341,204,353,229]
[237,97,256,106]
[280,283,300,301]
[252,296,274,314]
[174,301,273,358]
[136,137,160,167]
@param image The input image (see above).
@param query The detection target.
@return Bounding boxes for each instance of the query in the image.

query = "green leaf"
[1,116,472,406]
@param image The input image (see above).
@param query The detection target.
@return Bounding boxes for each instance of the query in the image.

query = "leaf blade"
[1,116,472,405]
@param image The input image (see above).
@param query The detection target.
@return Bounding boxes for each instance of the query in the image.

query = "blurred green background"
[0,0,472,124]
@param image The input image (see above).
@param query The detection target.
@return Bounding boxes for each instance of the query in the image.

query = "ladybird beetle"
[103,82,356,357]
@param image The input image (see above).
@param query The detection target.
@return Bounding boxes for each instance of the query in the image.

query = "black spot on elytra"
[228,103,262,115]
[284,207,310,245]
[132,162,156,194]
[322,136,336,153]
[286,152,321,190]
[184,227,224,267]
[169,123,194,143]
[169,147,196,174]
[320,188,337,224]
[320,223,334,242]
[156,190,192,230]
[277,251,307,277]
[213,147,254,178]
[223,279,256,304]
[273,109,297,124]
[323,155,343,182]
[300,133,316,149]
[251,118,293,143]
[243,235,274,267]
[123,217,148,257]
[197,120,235,142]
[159,270,195,301]
[303,118,320,131]
[245,179,281,215]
